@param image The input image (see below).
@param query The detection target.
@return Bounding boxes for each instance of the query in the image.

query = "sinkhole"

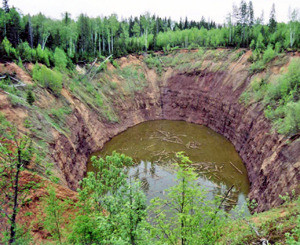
[88,120,250,212]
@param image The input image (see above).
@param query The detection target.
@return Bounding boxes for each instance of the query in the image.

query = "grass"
[219,197,299,244]
[144,55,163,75]
[113,65,147,93]
[249,46,278,74]
[67,74,119,123]
[45,106,72,134]
[156,48,236,73]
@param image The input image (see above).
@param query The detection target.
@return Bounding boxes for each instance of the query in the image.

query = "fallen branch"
[0,74,27,87]
[89,55,113,81]
[244,219,269,245]
[229,161,243,174]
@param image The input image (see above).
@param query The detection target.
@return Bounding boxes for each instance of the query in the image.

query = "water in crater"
[88,120,250,212]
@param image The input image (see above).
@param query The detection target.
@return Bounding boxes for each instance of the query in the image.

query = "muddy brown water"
[88,120,250,212]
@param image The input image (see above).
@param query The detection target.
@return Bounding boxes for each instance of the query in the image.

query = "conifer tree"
[269,3,277,33]
[2,0,9,13]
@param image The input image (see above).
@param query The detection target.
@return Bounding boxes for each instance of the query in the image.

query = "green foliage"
[285,213,300,245]
[267,101,300,135]
[0,115,41,244]
[41,187,67,244]
[26,90,35,106]
[144,54,163,75]
[149,152,227,245]
[69,152,148,244]
[36,45,51,67]
[54,47,68,70]
[111,59,120,69]
[44,106,72,134]
[32,64,63,96]
[264,58,300,135]
[221,197,299,244]
[0,3,298,67]
[262,45,277,64]
[1,37,18,59]
[242,58,300,135]
[115,65,147,93]
[249,46,277,74]
[17,42,37,63]
[67,74,119,122]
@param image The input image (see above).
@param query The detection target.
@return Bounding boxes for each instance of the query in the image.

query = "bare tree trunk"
[41,33,50,50]
[94,31,97,55]
[108,33,111,54]
[111,34,113,54]
[102,30,105,52]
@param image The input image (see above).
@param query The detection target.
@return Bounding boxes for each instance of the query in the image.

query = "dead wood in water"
[229,162,243,174]
[186,141,201,149]
[151,130,184,144]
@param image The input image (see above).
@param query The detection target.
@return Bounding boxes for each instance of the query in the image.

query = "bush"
[17,42,36,62]
[54,47,67,70]
[36,45,51,67]
[262,45,276,64]
[144,55,162,74]
[26,90,35,106]
[273,101,300,135]
[1,37,18,59]
[32,64,63,96]
[264,58,300,135]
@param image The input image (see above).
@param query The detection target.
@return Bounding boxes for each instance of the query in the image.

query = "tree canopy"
[0,0,298,65]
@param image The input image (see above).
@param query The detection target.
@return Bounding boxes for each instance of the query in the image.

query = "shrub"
[54,47,67,70]
[262,45,277,64]
[144,55,162,74]
[26,90,35,106]
[264,58,300,135]
[32,64,63,96]
[1,37,18,59]
[17,42,36,62]
[36,44,51,67]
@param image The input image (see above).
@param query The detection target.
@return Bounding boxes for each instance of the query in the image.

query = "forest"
[0,0,299,67]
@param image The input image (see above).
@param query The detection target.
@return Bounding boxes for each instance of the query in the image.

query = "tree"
[54,47,67,70]
[109,14,119,54]
[288,8,300,49]
[26,90,35,105]
[132,21,140,37]
[5,8,21,47]
[2,0,9,13]
[0,114,40,244]
[69,152,148,244]
[248,0,254,26]
[41,187,67,245]
[149,152,227,245]
[140,12,152,51]
[269,3,277,33]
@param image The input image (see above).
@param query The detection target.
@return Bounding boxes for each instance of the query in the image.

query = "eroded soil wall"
[54,65,299,213]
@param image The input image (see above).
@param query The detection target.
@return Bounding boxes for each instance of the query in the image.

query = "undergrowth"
[221,196,299,244]
[113,65,147,93]
[241,58,300,135]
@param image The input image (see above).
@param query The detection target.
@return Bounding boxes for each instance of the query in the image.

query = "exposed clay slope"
[0,50,299,213]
